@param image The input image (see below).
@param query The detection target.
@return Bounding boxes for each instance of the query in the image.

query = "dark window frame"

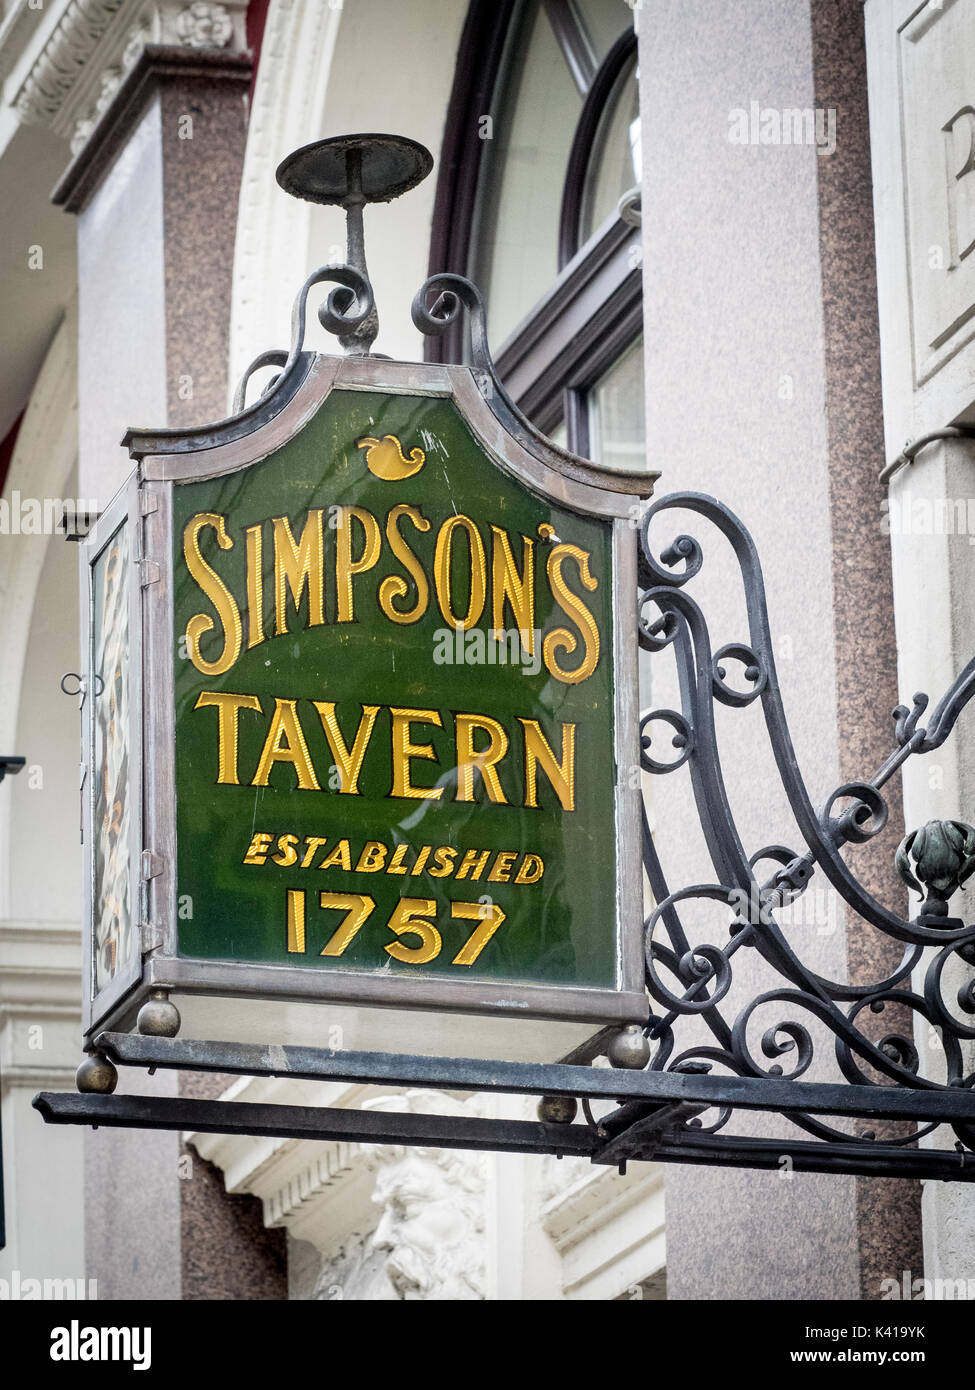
[427,0,642,459]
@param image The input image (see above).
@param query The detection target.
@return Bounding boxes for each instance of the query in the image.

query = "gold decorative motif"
[356,434,426,480]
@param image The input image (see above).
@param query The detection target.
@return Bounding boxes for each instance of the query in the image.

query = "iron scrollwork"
[637,491,975,1165]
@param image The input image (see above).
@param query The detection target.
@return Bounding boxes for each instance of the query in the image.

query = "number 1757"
[284,891,506,967]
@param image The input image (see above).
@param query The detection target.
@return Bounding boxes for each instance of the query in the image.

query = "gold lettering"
[379,505,431,624]
[183,513,242,676]
[319,891,374,956]
[245,523,264,648]
[491,527,534,654]
[301,836,328,868]
[271,833,299,867]
[456,848,490,880]
[411,845,432,876]
[390,707,444,800]
[313,701,379,795]
[243,831,273,865]
[335,506,382,622]
[454,713,509,803]
[488,851,518,883]
[355,841,388,872]
[252,698,320,790]
[194,691,262,784]
[286,889,305,953]
[520,719,576,811]
[433,514,487,628]
[318,838,352,871]
[543,544,600,684]
[451,900,505,966]
[515,853,545,884]
[273,511,324,636]
[428,846,458,878]
[387,844,410,875]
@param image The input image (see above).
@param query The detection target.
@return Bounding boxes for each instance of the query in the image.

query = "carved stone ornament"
[360,1092,488,1301]
[173,2,233,48]
[12,0,246,157]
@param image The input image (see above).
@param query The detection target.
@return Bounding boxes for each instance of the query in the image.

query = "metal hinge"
[141,850,164,880]
[140,921,164,954]
[140,852,165,954]
[137,559,161,587]
[139,490,159,517]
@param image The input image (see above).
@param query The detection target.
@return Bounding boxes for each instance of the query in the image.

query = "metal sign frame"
[79,344,656,1046]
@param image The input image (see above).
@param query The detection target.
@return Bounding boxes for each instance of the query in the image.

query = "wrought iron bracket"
[33,1031,975,1181]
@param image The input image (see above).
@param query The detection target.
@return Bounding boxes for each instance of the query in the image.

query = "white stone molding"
[226,0,343,399]
[10,0,127,127]
[539,1153,666,1300]
[226,0,467,402]
[866,0,975,454]
[9,0,247,157]
[0,306,78,922]
[0,918,84,1281]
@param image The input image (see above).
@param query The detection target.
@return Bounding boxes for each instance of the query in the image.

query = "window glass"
[549,418,568,450]
[475,2,583,347]
[581,55,640,242]
[587,336,646,471]
[574,0,635,62]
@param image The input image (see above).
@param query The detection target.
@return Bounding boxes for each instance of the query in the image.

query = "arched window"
[429,0,644,470]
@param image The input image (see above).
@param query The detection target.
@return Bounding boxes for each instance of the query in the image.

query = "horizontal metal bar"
[645,1133,975,1183]
[34,1092,595,1158]
[94,1031,975,1124]
[32,1091,975,1182]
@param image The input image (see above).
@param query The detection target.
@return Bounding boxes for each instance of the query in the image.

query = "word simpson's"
[182,505,600,685]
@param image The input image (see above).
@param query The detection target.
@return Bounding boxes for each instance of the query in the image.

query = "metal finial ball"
[137,991,181,1038]
[76,1053,118,1094]
[538,1095,578,1125]
[895,818,975,917]
[607,1024,651,1070]
[275,134,433,207]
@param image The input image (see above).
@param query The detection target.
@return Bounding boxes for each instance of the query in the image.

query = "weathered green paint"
[172,390,618,988]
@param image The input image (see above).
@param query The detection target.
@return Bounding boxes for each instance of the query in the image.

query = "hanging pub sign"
[78,253,656,1055]
[45,137,975,1182]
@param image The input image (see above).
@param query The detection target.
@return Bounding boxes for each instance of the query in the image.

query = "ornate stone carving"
[12,0,247,160]
[14,0,127,127]
[361,1091,487,1301]
[173,2,233,48]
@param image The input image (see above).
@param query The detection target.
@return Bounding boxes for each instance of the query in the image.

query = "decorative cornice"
[51,43,251,214]
[13,0,127,128]
[12,0,246,158]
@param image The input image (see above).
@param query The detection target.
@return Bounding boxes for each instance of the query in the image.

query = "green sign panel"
[172,389,619,993]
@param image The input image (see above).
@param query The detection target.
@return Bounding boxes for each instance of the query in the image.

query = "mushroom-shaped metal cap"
[275,134,433,206]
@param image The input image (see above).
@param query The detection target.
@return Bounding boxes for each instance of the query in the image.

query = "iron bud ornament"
[896,819,975,922]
